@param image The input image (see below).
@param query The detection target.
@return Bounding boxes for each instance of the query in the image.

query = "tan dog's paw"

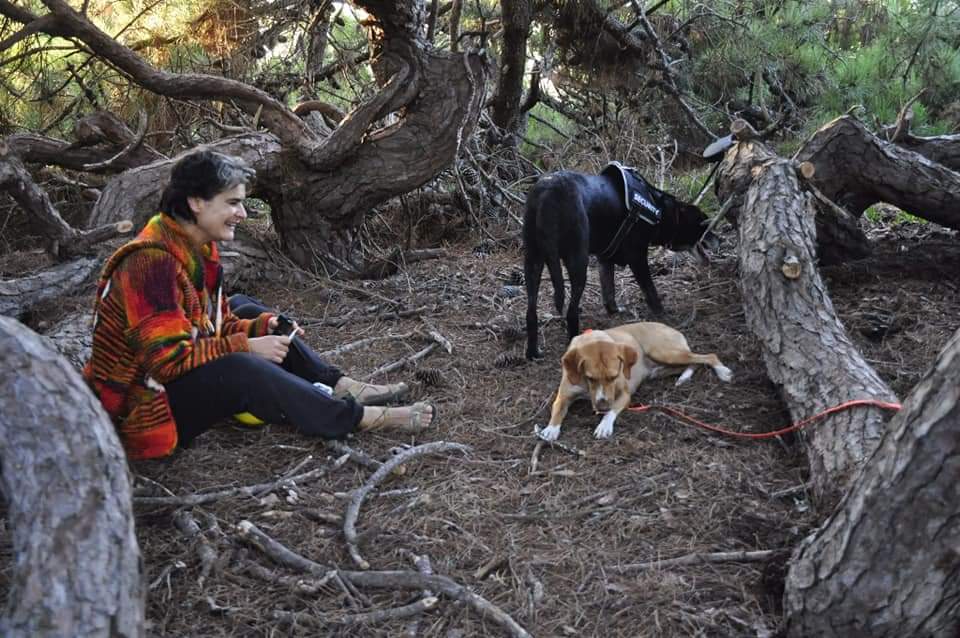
[537,424,562,441]
[675,366,695,386]
[593,412,617,439]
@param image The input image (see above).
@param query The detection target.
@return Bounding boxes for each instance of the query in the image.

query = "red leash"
[628,399,902,439]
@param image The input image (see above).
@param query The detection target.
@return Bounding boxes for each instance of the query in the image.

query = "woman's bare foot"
[335,377,409,406]
[358,402,435,431]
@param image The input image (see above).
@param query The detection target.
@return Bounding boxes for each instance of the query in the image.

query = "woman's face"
[187,183,247,244]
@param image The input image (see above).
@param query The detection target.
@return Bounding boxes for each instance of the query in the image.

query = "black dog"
[523,164,715,360]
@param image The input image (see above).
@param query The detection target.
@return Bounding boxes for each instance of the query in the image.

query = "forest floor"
[4,211,959,637]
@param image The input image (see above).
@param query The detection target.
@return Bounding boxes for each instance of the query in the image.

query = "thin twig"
[344,442,471,569]
[611,549,781,572]
[237,521,532,638]
[273,598,439,627]
[363,342,440,381]
[318,332,415,357]
[135,467,327,507]
[173,509,217,587]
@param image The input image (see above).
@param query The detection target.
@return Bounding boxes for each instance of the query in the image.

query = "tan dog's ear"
[619,344,639,378]
[562,348,582,386]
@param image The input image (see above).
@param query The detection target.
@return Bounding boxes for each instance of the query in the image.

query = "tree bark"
[891,132,960,172]
[724,141,899,508]
[0,317,144,637]
[86,134,284,231]
[0,256,99,319]
[8,112,164,173]
[304,0,335,85]
[0,144,132,255]
[716,137,871,263]
[794,116,960,230]
[46,1,487,272]
[490,0,532,141]
[784,327,960,637]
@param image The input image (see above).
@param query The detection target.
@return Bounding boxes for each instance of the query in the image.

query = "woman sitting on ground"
[84,149,433,460]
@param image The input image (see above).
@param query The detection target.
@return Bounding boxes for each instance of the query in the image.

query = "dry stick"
[173,509,217,587]
[612,549,780,573]
[318,331,415,358]
[325,439,408,478]
[81,109,149,171]
[237,521,532,638]
[529,440,543,475]
[403,552,436,638]
[135,466,327,507]
[363,342,439,381]
[344,442,471,569]
[240,559,336,594]
[343,570,532,638]
[324,439,382,470]
[532,429,588,459]
[273,598,440,628]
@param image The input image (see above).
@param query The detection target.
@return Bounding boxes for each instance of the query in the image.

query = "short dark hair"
[159,149,255,222]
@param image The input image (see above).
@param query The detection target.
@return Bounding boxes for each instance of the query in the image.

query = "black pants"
[166,294,363,447]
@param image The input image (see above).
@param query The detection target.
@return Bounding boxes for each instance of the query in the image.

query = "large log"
[724,140,899,508]
[784,327,960,637]
[794,116,960,230]
[715,136,871,264]
[0,143,132,255]
[86,134,284,230]
[0,257,99,319]
[0,317,144,637]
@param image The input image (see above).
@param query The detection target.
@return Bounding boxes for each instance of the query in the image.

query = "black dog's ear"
[562,348,583,386]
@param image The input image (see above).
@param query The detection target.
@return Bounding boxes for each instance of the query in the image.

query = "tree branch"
[34,0,315,151]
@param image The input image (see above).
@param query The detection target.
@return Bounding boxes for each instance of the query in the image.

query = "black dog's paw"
[604,303,621,316]
[525,347,544,361]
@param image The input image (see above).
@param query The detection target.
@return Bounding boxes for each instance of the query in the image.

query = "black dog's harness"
[597,161,664,260]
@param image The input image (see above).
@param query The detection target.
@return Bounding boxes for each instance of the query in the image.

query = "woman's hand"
[268,315,304,338]
[248,335,292,363]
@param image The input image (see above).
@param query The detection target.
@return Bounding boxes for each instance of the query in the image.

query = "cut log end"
[731,119,759,141]
[798,162,815,179]
[781,254,802,280]
[116,220,134,234]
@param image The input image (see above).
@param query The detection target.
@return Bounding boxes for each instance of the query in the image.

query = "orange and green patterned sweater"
[83,214,273,459]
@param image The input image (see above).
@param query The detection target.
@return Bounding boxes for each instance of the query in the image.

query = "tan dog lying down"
[538,322,732,441]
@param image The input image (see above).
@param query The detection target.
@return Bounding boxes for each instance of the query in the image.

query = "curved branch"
[237,520,532,638]
[35,0,315,151]
[343,441,470,569]
[305,62,411,170]
[0,147,133,256]
[82,109,149,172]
[794,116,960,229]
[8,133,162,173]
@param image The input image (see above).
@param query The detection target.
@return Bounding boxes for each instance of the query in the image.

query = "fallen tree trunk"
[0,317,144,637]
[0,257,100,319]
[722,139,899,508]
[784,327,960,637]
[794,116,960,229]
[890,131,960,172]
[715,127,871,264]
[0,142,133,255]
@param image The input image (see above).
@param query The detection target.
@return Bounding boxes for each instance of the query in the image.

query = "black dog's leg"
[629,245,664,315]
[598,260,619,315]
[563,250,588,341]
[524,252,546,359]
[545,251,565,317]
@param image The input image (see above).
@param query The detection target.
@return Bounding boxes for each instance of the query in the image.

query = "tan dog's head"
[562,341,639,412]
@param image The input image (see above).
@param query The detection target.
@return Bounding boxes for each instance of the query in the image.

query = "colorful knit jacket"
[83,214,274,459]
